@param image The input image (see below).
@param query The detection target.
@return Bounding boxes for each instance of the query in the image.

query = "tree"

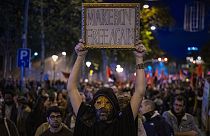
[0,0,23,78]
[200,41,210,70]
[0,0,174,80]
[29,0,82,58]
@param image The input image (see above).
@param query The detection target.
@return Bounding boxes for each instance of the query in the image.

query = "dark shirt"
[40,127,73,136]
[73,102,136,136]
[0,118,19,136]
[143,115,174,136]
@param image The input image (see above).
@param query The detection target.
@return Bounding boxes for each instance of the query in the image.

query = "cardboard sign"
[82,3,140,49]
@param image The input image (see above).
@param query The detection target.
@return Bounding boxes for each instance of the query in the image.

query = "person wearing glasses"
[162,95,201,136]
[40,106,73,136]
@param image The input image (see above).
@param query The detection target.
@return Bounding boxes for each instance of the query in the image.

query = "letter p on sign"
[17,48,31,68]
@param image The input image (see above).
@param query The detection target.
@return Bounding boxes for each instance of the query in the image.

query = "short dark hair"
[143,99,156,111]
[46,106,62,117]
[173,95,186,106]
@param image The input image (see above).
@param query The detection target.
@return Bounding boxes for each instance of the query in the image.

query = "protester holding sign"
[67,39,146,136]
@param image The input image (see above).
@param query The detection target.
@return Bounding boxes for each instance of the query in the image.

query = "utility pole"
[40,0,45,82]
[20,0,30,92]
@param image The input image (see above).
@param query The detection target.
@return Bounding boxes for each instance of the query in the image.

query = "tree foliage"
[0,0,22,54]
[200,41,210,69]
[0,0,174,78]
[140,6,174,58]
[29,0,82,57]
[0,0,23,77]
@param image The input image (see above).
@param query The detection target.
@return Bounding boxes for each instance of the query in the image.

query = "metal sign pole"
[20,66,25,92]
[20,0,30,92]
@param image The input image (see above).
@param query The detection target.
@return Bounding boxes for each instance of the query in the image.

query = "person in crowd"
[162,87,173,113]
[24,91,36,109]
[40,106,73,136]
[162,95,201,136]
[64,92,86,130]
[67,40,146,136]
[4,90,18,125]
[35,118,70,136]
[26,93,50,136]
[57,91,68,117]
[16,96,31,136]
[140,99,174,136]
[184,85,195,114]
[57,91,68,109]
[195,87,203,129]
[0,97,19,136]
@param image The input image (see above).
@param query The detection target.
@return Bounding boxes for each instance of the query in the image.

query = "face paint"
[94,96,113,122]
[94,96,113,110]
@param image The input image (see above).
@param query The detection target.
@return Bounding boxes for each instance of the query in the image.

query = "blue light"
[159,62,164,66]
[147,65,152,71]
[187,47,198,51]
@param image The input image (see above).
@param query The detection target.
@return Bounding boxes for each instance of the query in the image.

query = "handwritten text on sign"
[85,8,135,46]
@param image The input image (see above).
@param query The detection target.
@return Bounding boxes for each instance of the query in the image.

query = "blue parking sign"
[17,48,31,68]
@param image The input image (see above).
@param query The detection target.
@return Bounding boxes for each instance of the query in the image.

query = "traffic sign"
[17,48,31,68]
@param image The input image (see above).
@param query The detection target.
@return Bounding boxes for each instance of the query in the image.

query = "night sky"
[97,0,210,61]
[156,0,210,61]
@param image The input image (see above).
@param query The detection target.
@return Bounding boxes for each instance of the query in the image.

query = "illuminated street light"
[197,56,201,60]
[62,51,66,56]
[52,55,58,62]
[143,4,149,9]
[34,52,38,56]
[158,58,162,62]
[62,52,67,72]
[150,26,156,30]
[86,61,91,68]
[187,46,198,51]
[190,58,194,62]
[116,65,123,73]
[52,55,58,82]
[164,58,168,62]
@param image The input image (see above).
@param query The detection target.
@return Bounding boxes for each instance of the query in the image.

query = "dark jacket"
[73,88,137,136]
[143,112,174,136]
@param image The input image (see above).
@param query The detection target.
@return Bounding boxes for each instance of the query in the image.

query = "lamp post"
[85,61,91,81]
[52,55,58,82]
[86,61,91,68]
[62,51,67,71]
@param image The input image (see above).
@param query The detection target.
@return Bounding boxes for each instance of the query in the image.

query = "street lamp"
[86,61,91,68]
[34,52,38,56]
[61,52,67,71]
[116,65,123,73]
[150,26,156,31]
[85,61,91,81]
[143,4,149,9]
[62,51,66,56]
[52,55,58,82]
[164,57,168,62]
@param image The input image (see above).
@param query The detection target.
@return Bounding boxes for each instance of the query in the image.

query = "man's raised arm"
[130,42,146,119]
[67,40,88,116]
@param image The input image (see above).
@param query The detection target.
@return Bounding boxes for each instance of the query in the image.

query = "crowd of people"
[0,41,205,136]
